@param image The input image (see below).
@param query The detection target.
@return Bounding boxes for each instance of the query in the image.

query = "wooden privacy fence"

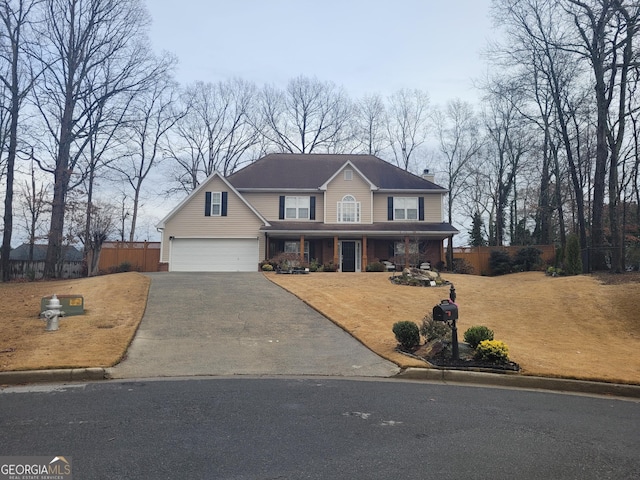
[98,241,161,273]
[453,245,556,275]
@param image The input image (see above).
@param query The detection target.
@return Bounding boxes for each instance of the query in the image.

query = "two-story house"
[157,153,458,272]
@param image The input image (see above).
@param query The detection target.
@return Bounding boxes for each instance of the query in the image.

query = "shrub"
[512,247,543,272]
[475,340,509,363]
[452,258,474,274]
[261,263,274,271]
[463,325,494,348]
[489,250,512,275]
[420,314,450,342]
[366,261,385,272]
[546,266,564,277]
[322,261,338,272]
[564,234,583,275]
[392,321,420,350]
[118,261,132,272]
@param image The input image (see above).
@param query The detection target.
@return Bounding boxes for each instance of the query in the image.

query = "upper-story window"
[285,196,310,219]
[211,192,222,216]
[338,195,360,223]
[344,169,353,181]
[394,197,418,220]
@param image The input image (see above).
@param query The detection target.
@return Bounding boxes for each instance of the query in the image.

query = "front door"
[341,241,356,272]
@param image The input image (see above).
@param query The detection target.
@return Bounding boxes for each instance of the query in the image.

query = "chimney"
[422,168,435,183]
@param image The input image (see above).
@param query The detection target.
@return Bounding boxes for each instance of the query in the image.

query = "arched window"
[338,195,360,223]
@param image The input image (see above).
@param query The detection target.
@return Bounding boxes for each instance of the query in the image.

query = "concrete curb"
[396,367,640,399]
[0,368,107,385]
[2,367,639,399]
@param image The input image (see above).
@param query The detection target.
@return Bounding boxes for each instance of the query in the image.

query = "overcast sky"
[145,0,496,106]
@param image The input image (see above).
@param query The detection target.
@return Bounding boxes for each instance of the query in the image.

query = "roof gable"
[319,160,378,191]
[227,154,446,191]
[157,171,269,229]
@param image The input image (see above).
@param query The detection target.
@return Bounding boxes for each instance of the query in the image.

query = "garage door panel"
[171,239,258,272]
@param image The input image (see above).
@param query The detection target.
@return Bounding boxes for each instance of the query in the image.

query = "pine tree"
[469,212,487,247]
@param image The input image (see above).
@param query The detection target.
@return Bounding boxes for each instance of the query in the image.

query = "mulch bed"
[399,342,520,373]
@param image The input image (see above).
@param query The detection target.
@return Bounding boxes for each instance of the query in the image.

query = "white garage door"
[170,238,259,272]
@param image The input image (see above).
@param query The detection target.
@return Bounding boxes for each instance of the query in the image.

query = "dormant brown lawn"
[0,272,149,372]
[1,270,638,385]
[267,271,640,385]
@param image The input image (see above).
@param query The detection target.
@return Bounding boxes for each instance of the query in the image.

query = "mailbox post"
[432,293,459,361]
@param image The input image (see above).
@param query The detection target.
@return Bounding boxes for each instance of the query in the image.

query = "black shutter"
[418,197,424,221]
[205,192,212,216]
[387,196,394,220]
[310,196,316,220]
[279,196,285,220]
[221,191,228,216]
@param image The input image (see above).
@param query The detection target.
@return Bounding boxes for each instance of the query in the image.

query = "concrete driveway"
[108,273,399,379]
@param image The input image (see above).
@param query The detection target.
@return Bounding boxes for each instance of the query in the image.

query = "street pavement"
[1,378,638,479]
[107,272,400,379]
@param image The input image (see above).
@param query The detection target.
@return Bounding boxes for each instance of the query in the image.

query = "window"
[394,197,418,220]
[338,195,360,223]
[211,192,222,216]
[285,196,310,219]
[344,169,353,181]
[284,241,310,263]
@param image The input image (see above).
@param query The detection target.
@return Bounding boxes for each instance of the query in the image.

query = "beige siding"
[324,167,372,224]
[161,176,263,262]
[241,191,324,222]
[372,192,444,222]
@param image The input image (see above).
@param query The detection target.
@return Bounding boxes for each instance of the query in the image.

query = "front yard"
[1,270,639,385]
[267,271,640,385]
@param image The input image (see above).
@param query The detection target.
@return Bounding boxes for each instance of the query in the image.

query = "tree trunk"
[44,105,73,278]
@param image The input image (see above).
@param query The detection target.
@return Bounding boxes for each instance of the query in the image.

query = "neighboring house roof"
[227,153,446,191]
[9,244,83,262]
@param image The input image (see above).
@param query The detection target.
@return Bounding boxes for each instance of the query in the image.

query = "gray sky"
[146,0,495,105]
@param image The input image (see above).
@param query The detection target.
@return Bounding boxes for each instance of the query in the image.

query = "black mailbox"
[433,299,458,322]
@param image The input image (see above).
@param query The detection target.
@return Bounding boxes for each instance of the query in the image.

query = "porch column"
[404,236,410,269]
[333,236,339,267]
[299,235,305,264]
[362,235,368,271]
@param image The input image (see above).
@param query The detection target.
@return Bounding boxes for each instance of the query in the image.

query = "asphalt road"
[108,273,398,379]
[1,378,638,479]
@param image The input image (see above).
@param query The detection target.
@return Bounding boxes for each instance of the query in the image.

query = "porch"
[263,222,457,272]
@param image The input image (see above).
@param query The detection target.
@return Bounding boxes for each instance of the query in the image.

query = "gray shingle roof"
[262,221,459,235]
[9,244,83,262]
[227,153,445,191]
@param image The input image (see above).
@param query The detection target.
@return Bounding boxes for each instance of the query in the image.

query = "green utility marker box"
[40,295,85,316]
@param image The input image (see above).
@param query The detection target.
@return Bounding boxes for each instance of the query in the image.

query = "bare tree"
[17,158,49,261]
[0,0,40,281]
[386,88,430,171]
[72,199,115,275]
[433,99,483,264]
[561,0,640,271]
[167,78,259,193]
[351,93,389,155]
[32,0,159,278]
[258,75,352,154]
[433,99,484,226]
[482,84,530,246]
[112,73,184,242]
